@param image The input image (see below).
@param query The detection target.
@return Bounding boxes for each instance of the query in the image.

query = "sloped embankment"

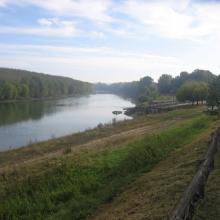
[90,121,219,220]
[169,128,219,220]
[193,143,220,219]
[0,108,217,220]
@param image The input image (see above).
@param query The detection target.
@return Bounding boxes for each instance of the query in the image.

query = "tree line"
[95,69,220,109]
[95,76,158,103]
[158,69,220,109]
[0,68,93,100]
[1,68,219,109]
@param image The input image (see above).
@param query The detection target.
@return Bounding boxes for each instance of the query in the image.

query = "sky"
[0,0,220,83]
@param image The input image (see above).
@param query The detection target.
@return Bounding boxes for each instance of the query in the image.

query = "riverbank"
[0,107,203,167]
[0,93,92,104]
[124,101,199,116]
[0,106,218,219]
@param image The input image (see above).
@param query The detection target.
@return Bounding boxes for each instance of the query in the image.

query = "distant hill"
[0,68,93,100]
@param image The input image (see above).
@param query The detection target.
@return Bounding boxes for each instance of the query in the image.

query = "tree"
[94,76,157,103]
[192,82,208,104]
[138,76,158,102]
[19,84,30,98]
[158,74,172,94]
[207,77,220,110]
[176,81,208,104]
[176,82,193,103]
[170,70,215,94]
[190,69,214,82]
[0,68,93,100]
[0,82,18,100]
[139,76,153,88]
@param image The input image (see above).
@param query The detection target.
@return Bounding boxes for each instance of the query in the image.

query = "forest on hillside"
[95,69,220,109]
[0,68,93,101]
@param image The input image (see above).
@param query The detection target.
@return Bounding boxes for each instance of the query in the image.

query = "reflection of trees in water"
[0,101,61,125]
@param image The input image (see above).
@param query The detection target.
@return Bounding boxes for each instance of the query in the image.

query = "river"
[0,94,134,151]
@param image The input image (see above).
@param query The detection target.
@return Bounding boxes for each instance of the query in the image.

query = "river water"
[0,94,134,151]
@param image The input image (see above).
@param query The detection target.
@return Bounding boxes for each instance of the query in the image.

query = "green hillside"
[0,68,93,100]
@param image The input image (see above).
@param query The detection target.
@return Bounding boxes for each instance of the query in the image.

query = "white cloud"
[0,43,177,61]
[12,0,113,23]
[0,17,106,38]
[2,0,220,41]
[0,18,78,37]
[38,18,53,26]
[117,1,191,39]
[117,0,220,41]
[2,42,220,82]
[0,0,8,7]
[0,26,77,37]
[1,0,220,81]
[0,43,182,82]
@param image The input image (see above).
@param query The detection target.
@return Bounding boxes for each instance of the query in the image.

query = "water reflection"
[0,102,56,125]
[0,94,134,151]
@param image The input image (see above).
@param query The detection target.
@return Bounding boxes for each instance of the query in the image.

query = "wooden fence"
[169,128,220,220]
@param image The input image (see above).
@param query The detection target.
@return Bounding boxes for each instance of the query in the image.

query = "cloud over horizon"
[0,0,220,82]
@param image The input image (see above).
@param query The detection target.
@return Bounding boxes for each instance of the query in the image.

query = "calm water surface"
[0,94,134,151]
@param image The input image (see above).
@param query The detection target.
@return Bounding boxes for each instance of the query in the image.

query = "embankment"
[169,128,220,220]
[90,118,219,220]
[0,107,217,220]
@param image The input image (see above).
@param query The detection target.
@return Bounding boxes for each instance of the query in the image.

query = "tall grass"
[0,115,213,220]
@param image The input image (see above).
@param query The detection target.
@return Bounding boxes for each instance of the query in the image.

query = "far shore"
[0,93,93,104]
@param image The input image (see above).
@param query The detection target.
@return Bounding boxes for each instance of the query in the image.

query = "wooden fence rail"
[169,128,220,220]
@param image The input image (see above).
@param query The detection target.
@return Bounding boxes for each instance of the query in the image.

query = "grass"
[193,144,220,220]
[0,112,216,220]
[92,126,215,220]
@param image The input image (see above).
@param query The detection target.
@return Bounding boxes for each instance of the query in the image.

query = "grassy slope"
[0,107,217,220]
[91,127,215,220]
[194,143,220,220]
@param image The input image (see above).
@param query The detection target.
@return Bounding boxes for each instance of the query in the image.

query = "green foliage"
[194,82,209,103]
[95,76,157,104]
[158,74,172,94]
[19,84,29,98]
[170,69,215,94]
[0,115,212,220]
[95,69,216,103]
[0,82,18,99]
[176,81,208,104]
[156,70,215,95]
[138,76,158,102]
[0,68,93,101]
[207,76,220,109]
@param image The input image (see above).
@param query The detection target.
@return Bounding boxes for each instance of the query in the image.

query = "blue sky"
[0,0,220,83]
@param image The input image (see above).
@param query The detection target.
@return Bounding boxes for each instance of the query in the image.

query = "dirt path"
[0,120,176,174]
